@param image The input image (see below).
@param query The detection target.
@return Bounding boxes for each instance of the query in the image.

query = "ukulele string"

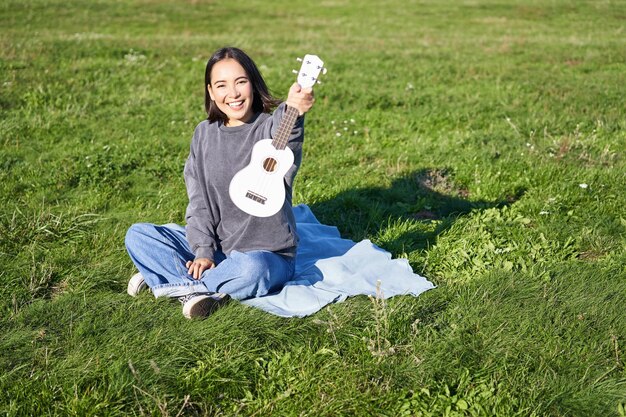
[258,156,273,197]
[257,110,290,197]
[250,105,297,204]
[264,107,297,195]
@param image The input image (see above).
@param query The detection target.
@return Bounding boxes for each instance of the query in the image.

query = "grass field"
[1,0,625,415]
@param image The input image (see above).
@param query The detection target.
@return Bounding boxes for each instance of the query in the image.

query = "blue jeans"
[125,223,295,300]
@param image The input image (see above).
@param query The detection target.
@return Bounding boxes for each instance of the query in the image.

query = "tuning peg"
[322,68,328,75]
[316,80,322,85]
[292,69,298,74]
[296,57,303,62]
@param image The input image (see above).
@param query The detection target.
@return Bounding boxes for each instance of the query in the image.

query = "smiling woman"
[124,46,316,319]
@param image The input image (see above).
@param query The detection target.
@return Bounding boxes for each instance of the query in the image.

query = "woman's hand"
[286,82,315,116]
[186,258,215,280]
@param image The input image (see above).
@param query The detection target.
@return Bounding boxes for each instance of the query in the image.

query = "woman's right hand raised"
[286,82,315,116]
[186,258,215,280]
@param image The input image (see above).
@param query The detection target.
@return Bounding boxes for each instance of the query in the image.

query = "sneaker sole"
[182,294,230,319]
[127,273,147,297]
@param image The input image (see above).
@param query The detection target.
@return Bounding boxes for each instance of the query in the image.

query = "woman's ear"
[207,84,214,101]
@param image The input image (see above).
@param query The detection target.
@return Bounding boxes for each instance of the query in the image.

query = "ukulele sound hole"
[263,157,278,173]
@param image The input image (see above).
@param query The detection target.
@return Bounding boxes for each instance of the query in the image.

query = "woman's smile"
[228,100,244,109]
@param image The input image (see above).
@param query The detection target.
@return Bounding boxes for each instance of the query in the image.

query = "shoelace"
[178,293,202,304]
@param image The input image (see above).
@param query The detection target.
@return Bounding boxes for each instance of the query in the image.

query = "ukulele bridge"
[245,190,267,205]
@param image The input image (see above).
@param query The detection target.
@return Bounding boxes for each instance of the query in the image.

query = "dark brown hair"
[204,47,280,123]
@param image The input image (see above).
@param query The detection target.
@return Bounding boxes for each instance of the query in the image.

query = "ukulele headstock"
[292,54,326,89]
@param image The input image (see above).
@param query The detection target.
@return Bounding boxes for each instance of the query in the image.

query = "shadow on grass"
[308,168,525,254]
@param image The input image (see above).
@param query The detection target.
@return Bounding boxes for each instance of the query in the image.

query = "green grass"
[1,0,625,415]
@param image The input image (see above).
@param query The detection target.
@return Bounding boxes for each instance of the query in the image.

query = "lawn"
[1,0,625,415]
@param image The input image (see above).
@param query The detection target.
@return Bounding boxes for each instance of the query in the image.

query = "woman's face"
[207,59,254,126]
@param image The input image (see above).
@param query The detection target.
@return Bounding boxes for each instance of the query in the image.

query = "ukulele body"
[229,139,294,218]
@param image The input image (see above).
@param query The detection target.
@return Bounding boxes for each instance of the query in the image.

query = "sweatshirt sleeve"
[184,134,217,262]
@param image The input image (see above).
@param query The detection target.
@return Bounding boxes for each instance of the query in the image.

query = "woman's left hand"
[286,83,315,116]
[186,258,215,280]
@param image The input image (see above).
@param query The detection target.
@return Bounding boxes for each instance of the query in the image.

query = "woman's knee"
[125,223,157,250]
[231,251,273,280]
[237,251,291,295]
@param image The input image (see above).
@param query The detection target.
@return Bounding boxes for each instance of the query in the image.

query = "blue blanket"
[241,205,435,317]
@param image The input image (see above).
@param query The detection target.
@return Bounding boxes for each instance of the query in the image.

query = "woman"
[125,47,315,318]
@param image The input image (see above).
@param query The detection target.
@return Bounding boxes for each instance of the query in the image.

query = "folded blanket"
[241,205,436,317]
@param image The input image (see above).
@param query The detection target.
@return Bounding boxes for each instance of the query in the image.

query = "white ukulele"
[229,54,326,217]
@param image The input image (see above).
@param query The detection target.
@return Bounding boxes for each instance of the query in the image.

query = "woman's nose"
[229,85,240,97]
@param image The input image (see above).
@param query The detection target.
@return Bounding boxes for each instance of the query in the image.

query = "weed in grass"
[22,248,57,299]
[0,205,101,255]
[312,306,341,349]
[366,280,395,360]
[395,369,526,417]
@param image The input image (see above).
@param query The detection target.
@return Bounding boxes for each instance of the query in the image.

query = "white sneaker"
[180,292,230,319]
[127,272,147,297]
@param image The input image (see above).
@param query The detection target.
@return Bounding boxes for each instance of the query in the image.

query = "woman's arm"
[184,131,219,279]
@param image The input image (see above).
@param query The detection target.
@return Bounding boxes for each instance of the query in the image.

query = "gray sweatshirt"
[184,103,304,262]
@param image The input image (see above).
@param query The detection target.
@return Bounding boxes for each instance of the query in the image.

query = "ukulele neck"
[271,105,300,150]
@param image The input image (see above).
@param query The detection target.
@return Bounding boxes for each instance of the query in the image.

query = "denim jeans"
[125,223,295,300]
